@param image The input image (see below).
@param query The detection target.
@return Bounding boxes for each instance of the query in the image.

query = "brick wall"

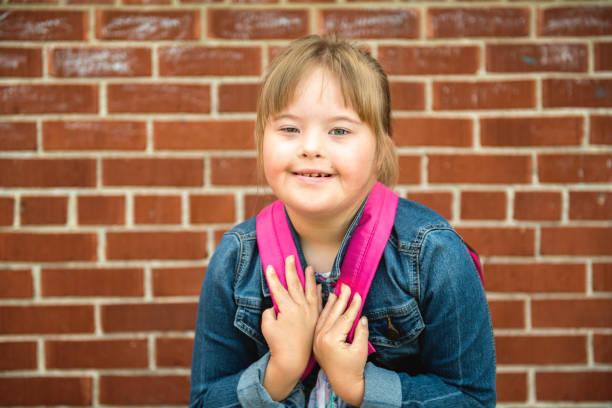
[0,1,610,406]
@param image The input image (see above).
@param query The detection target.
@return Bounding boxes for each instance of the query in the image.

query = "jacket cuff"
[361,362,402,408]
[237,352,305,408]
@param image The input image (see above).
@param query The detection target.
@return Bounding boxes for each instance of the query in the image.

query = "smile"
[292,172,332,178]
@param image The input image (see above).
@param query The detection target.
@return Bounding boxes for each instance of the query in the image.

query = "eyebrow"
[272,113,362,125]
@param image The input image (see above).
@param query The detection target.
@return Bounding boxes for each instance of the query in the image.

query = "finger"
[335,292,363,337]
[317,284,323,314]
[352,316,369,351]
[284,255,305,302]
[265,265,292,310]
[261,307,277,324]
[304,266,318,305]
[322,283,352,329]
[315,292,336,333]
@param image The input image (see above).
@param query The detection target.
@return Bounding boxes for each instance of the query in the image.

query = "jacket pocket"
[366,297,425,348]
[234,296,269,346]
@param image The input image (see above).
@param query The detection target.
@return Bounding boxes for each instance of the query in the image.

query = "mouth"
[292,171,333,178]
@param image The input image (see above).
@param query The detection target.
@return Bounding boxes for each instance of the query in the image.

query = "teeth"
[298,173,329,177]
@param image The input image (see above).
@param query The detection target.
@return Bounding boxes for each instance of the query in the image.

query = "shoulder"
[392,197,455,249]
[224,216,257,242]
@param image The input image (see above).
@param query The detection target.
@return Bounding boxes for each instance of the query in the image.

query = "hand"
[313,284,369,406]
[261,256,322,401]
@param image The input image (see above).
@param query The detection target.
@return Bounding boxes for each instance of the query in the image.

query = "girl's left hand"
[313,284,369,406]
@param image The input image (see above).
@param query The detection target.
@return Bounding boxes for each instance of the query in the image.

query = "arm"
[189,233,306,408]
[360,229,497,407]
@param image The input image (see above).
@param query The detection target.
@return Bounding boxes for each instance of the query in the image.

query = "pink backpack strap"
[256,181,398,379]
[334,182,398,353]
[466,243,485,287]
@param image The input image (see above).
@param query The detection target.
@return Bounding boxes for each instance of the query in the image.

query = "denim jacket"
[190,196,496,407]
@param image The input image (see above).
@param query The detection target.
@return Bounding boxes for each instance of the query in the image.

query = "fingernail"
[266,265,274,276]
[361,316,368,326]
[342,283,350,294]
[287,255,294,264]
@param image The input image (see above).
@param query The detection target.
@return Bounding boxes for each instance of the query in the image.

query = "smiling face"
[262,66,378,222]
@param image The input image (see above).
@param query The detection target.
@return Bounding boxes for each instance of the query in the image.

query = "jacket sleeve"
[361,228,496,408]
[189,232,305,408]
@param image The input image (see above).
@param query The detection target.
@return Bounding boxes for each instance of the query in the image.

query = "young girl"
[190,35,496,407]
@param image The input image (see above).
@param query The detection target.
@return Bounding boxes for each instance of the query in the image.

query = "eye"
[280,127,299,134]
[330,128,349,136]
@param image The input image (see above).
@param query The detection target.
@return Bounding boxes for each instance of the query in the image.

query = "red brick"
[542,227,612,256]
[211,157,259,186]
[485,263,585,293]
[487,44,587,73]
[42,268,143,297]
[461,191,506,220]
[543,79,612,108]
[102,303,197,332]
[594,334,612,363]
[214,228,228,248]
[590,115,612,145]
[405,191,452,220]
[456,227,534,256]
[78,195,125,225]
[427,8,529,38]
[570,191,611,220]
[0,159,96,188]
[50,47,151,77]
[429,154,531,184]
[100,375,189,405]
[538,154,612,183]
[0,10,87,41]
[218,83,260,113]
[536,371,612,401]
[134,195,181,224]
[380,46,479,75]
[0,377,92,406]
[389,82,425,111]
[96,10,200,40]
[20,195,67,225]
[319,9,419,39]
[0,197,14,225]
[0,122,37,150]
[155,120,255,150]
[0,305,94,334]
[433,81,535,110]
[481,117,582,147]
[496,372,527,402]
[397,156,421,185]
[0,269,32,298]
[153,267,205,296]
[496,335,587,365]
[538,6,612,37]
[0,84,98,114]
[160,46,261,76]
[595,42,612,71]
[107,231,207,260]
[0,47,42,77]
[8,0,59,3]
[209,9,308,39]
[107,83,210,113]
[68,0,113,2]
[43,120,146,151]
[46,339,148,369]
[103,158,203,187]
[514,191,561,221]
[533,299,612,328]
[190,194,235,223]
[0,342,36,370]
[156,337,193,367]
[244,193,278,219]
[593,263,612,292]
[0,233,97,262]
[488,299,525,329]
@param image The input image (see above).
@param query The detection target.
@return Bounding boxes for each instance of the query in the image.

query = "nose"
[298,129,324,158]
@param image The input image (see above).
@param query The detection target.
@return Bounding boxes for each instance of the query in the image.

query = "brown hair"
[255,35,398,187]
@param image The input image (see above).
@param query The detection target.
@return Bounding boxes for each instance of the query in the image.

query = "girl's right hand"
[261,255,321,401]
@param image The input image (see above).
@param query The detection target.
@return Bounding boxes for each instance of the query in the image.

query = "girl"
[190,35,496,407]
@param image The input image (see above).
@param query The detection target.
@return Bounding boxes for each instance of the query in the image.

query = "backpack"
[256,182,484,379]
